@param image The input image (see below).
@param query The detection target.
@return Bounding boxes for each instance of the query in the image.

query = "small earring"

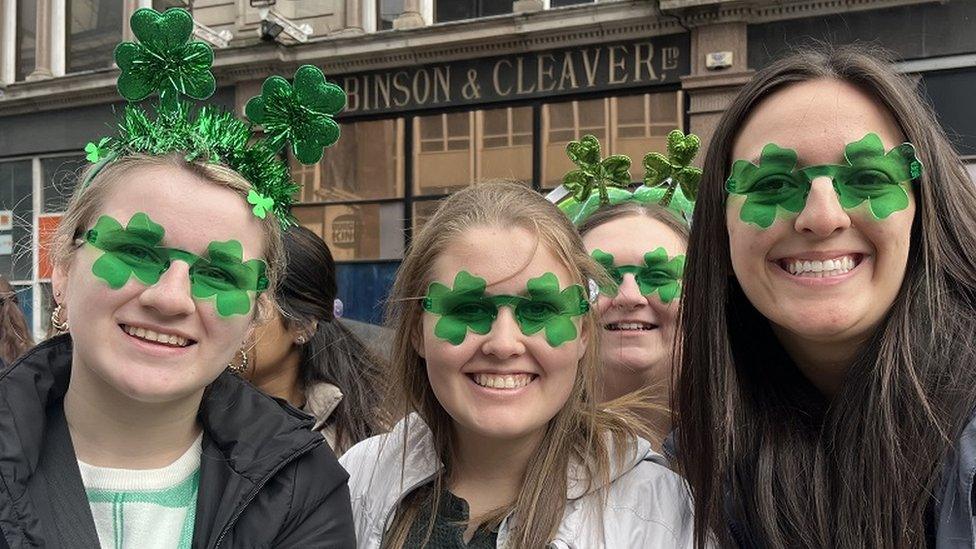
[296,335,306,344]
[51,304,69,333]
[227,348,248,375]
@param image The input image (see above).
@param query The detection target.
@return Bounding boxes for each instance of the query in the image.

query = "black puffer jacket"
[0,335,356,548]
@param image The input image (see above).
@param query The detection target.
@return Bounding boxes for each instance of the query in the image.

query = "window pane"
[614,92,682,174]
[543,99,608,188]
[578,99,606,131]
[15,0,36,81]
[0,161,33,281]
[293,119,405,202]
[13,284,33,339]
[377,0,404,30]
[479,107,532,183]
[551,0,594,6]
[419,115,444,141]
[649,92,678,123]
[41,155,86,213]
[294,203,405,261]
[152,0,190,11]
[446,112,470,138]
[617,95,646,127]
[483,109,508,137]
[39,282,54,340]
[480,0,514,17]
[412,198,443,235]
[435,0,476,23]
[414,114,472,195]
[67,0,123,73]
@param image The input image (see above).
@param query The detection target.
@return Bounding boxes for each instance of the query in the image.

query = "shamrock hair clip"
[546,130,701,225]
[82,7,347,230]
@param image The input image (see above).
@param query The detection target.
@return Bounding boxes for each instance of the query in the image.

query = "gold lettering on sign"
[516,57,536,94]
[609,45,628,84]
[343,76,360,112]
[662,46,680,71]
[493,59,513,96]
[537,53,556,93]
[581,48,601,87]
[374,73,391,109]
[393,71,410,107]
[557,52,578,90]
[634,43,656,82]
[413,70,431,104]
[433,66,451,104]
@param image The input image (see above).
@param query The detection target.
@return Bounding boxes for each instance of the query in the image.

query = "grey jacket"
[339,414,695,548]
[934,411,976,548]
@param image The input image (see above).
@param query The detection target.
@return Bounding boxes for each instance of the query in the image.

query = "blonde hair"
[384,181,649,548]
[52,153,284,311]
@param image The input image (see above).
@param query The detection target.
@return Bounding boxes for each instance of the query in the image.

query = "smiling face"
[726,78,915,355]
[419,225,586,443]
[582,214,686,396]
[54,164,267,404]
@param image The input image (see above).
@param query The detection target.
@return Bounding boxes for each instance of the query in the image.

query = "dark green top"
[402,488,499,548]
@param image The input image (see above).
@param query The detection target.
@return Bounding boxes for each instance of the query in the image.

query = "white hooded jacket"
[339,414,695,548]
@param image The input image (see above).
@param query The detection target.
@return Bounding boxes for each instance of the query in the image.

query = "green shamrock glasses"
[422,271,590,347]
[725,133,923,229]
[84,212,269,317]
[591,248,685,303]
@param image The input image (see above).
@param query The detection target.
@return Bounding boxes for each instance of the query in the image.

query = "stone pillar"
[393,0,425,30]
[123,0,152,42]
[341,0,365,34]
[514,0,544,14]
[26,0,52,80]
[1,0,16,85]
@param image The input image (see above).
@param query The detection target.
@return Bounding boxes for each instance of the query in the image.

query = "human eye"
[115,243,166,267]
[518,300,560,322]
[191,264,240,291]
[449,301,494,321]
[751,174,797,194]
[845,168,894,189]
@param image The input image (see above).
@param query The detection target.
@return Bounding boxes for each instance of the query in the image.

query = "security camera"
[257,8,313,43]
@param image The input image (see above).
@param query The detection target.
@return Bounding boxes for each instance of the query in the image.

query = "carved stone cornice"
[660,0,942,26]
[0,1,686,116]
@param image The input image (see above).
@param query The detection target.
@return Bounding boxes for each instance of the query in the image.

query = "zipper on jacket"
[212,437,323,548]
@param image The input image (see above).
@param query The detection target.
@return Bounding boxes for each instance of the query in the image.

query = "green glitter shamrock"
[825,133,922,219]
[563,135,632,206]
[726,143,810,229]
[643,129,703,206]
[85,137,112,163]
[591,248,684,303]
[190,240,268,317]
[247,190,274,220]
[245,65,346,165]
[114,8,216,112]
[422,271,589,347]
[86,213,167,289]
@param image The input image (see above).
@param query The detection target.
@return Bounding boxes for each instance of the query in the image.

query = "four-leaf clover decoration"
[245,65,347,165]
[114,8,216,112]
[85,213,167,289]
[643,129,703,207]
[563,135,633,206]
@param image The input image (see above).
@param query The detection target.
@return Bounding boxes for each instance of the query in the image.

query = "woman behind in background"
[247,225,386,455]
[0,275,33,366]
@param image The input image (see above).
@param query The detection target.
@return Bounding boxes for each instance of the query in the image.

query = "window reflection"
[15,0,36,81]
[294,203,405,261]
[377,0,404,30]
[67,0,123,73]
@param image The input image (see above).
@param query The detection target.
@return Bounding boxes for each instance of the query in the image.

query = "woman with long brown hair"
[0,275,33,365]
[340,182,694,548]
[676,45,976,547]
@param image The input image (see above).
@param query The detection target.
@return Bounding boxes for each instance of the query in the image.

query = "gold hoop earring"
[227,348,248,376]
[51,304,69,333]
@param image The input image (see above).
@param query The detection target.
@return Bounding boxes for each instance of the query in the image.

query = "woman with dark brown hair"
[0,275,33,365]
[675,45,976,548]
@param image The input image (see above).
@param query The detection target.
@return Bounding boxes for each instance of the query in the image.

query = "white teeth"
[123,325,189,347]
[473,373,533,390]
[785,255,858,277]
[605,322,655,331]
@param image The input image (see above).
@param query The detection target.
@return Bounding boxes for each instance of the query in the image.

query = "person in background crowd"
[578,203,688,451]
[245,225,387,455]
[0,275,33,367]
[340,182,695,548]
[676,45,976,548]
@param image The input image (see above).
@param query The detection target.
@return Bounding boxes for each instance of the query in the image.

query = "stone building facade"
[0,0,973,330]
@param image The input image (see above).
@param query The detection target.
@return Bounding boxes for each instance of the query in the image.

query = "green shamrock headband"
[591,248,684,303]
[83,7,347,229]
[547,130,701,225]
[422,271,590,347]
[725,133,923,229]
[84,212,268,317]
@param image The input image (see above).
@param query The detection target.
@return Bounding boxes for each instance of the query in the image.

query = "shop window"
[435,0,513,23]
[0,160,34,282]
[41,155,86,213]
[67,0,123,74]
[291,118,405,203]
[294,203,405,261]
[377,0,403,30]
[15,0,36,81]
[479,107,532,183]
[542,92,682,188]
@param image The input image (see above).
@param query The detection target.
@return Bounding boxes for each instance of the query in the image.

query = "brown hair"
[577,201,690,243]
[52,153,284,312]
[0,275,33,364]
[383,181,648,548]
[676,45,976,548]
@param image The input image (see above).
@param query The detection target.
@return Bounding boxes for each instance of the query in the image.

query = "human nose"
[610,274,646,309]
[138,261,196,317]
[794,177,851,237]
[480,307,526,359]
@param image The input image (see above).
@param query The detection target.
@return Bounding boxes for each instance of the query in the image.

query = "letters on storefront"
[336,35,689,116]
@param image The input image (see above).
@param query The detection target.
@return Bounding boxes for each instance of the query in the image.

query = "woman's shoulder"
[339,414,441,498]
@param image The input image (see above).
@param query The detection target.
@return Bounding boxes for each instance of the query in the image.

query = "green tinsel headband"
[546,130,702,225]
[82,7,347,230]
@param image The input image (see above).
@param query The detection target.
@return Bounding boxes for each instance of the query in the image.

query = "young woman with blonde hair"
[340,181,694,548]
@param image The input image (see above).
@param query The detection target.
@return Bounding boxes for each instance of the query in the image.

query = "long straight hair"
[676,46,976,548]
[0,276,32,364]
[383,182,647,548]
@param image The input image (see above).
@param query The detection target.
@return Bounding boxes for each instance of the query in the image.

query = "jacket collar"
[304,382,343,432]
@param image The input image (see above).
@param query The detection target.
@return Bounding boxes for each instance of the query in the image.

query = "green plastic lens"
[591,248,684,303]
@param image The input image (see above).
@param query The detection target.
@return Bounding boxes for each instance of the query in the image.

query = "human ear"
[412,320,426,359]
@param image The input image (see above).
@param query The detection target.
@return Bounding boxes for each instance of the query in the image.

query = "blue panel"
[335,262,400,325]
